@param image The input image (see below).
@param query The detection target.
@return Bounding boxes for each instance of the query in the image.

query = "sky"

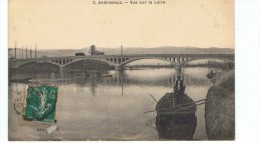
[9,0,234,49]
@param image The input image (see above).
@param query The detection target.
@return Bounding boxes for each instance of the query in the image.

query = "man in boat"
[174,76,185,104]
[174,76,185,94]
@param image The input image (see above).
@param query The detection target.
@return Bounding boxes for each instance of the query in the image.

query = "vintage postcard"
[8,0,234,141]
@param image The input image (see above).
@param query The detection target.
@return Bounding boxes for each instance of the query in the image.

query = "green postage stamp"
[24,85,58,123]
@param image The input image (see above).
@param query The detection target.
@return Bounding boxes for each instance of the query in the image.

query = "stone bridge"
[9,54,234,71]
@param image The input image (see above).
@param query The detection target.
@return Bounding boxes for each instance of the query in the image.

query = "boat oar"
[149,94,158,103]
[158,102,206,115]
[175,101,205,112]
[158,97,225,115]
[144,98,207,113]
[165,98,207,110]
[160,98,217,113]
[144,110,156,113]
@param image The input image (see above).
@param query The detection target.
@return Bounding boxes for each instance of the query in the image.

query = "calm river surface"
[9,67,216,140]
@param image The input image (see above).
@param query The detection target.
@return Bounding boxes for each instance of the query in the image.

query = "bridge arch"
[181,57,234,65]
[118,57,174,66]
[15,60,61,69]
[61,57,115,68]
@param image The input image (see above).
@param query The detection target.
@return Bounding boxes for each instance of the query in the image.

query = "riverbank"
[205,70,235,140]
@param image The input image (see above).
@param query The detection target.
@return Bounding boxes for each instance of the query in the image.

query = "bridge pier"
[175,65,182,76]
[59,66,65,72]
[115,65,124,71]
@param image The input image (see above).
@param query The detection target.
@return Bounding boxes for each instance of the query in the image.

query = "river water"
[9,67,216,140]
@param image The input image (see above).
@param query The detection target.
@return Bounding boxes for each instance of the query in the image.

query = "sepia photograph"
[8,0,235,141]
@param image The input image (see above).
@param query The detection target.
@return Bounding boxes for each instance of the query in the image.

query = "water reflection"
[20,69,211,94]
[156,114,197,140]
[10,68,213,140]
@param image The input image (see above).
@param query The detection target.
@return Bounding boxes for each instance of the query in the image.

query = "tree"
[89,45,96,56]
[88,45,105,55]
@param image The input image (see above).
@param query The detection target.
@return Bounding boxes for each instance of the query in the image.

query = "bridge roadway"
[9,54,234,71]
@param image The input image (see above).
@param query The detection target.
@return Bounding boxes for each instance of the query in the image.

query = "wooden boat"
[206,69,216,79]
[156,93,197,116]
[155,93,197,140]
[10,77,32,83]
[206,72,216,79]
[101,74,113,77]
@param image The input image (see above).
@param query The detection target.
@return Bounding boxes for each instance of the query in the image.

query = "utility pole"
[14,42,17,59]
[26,47,28,58]
[22,46,23,58]
[30,47,32,58]
[35,42,37,58]
[121,45,123,55]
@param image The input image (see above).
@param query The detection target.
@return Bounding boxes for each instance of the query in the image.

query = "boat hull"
[155,93,197,140]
